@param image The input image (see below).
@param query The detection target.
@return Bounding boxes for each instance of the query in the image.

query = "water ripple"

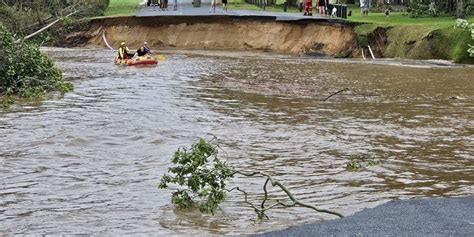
[0,49,473,234]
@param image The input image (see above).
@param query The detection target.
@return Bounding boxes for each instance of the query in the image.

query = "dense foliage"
[0,0,109,35]
[454,18,474,56]
[159,138,235,214]
[0,24,72,105]
[407,0,439,17]
[406,0,473,18]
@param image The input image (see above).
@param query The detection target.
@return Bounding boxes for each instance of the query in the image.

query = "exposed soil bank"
[357,24,474,64]
[70,16,473,63]
[79,16,358,56]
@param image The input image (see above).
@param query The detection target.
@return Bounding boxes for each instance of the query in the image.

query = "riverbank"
[348,6,474,64]
[354,24,474,64]
[256,195,474,236]
[69,2,474,63]
[82,15,356,56]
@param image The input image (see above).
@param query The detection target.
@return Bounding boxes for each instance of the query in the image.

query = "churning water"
[1,48,473,234]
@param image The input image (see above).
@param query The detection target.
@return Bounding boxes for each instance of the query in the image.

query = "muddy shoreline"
[69,15,358,57]
[63,15,473,63]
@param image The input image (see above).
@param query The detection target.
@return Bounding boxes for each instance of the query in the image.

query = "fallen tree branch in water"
[233,170,344,218]
[159,138,344,220]
[323,88,349,101]
[226,186,270,220]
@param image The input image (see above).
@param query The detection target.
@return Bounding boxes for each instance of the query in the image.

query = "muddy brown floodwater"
[0,48,473,235]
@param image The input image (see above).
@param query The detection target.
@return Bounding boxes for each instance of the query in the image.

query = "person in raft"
[135,47,149,57]
[118,42,133,63]
[143,41,152,54]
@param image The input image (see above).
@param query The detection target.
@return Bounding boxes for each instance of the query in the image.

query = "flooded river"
[1,48,473,234]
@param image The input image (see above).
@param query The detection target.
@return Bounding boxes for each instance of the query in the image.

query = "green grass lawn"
[104,0,142,16]
[338,4,474,63]
[346,4,474,28]
[228,1,473,27]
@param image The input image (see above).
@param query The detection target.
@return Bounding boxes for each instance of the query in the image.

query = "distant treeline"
[0,0,109,32]
[349,0,472,17]
[305,0,472,17]
[403,0,473,17]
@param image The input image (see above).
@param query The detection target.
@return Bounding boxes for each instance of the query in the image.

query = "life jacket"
[144,46,151,54]
[136,48,147,57]
[118,46,129,58]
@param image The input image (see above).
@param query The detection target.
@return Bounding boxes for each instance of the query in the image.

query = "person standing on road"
[303,0,313,16]
[317,0,328,16]
[210,0,217,13]
[222,0,228,13]
[161,0,168,10]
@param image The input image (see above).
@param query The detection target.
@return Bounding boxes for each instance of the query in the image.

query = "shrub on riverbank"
[0,24,72,107]
[0,1,110,46]
[0,1,109,33]
[354,23,474,63]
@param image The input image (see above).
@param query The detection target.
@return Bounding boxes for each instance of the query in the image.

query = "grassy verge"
[104,0,142,16]
[346,4,474,27]
[380,25,474,63]
[342,4,474,63]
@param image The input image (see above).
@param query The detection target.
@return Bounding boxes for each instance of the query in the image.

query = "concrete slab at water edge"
[136,3,346,23]
[253,195,474,236]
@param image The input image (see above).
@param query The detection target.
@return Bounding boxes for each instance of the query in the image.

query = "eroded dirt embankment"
[79,16,357,56]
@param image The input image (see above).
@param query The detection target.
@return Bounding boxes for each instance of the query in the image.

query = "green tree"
[0,23,73,106]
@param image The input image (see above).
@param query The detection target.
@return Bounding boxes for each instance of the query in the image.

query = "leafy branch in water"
[345,154,381,171]
[159,138,343,219]
[159,138,234,214]
[228,170,344,219]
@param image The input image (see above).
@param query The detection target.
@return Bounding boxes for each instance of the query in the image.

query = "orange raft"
[114,55,158,66]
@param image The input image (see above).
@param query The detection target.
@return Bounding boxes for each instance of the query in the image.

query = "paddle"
[156,54,165,61]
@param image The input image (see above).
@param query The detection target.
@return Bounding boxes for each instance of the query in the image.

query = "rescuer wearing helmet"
[118,42,131,63]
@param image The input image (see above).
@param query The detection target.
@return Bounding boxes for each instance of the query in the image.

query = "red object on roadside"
[304,0,313,16]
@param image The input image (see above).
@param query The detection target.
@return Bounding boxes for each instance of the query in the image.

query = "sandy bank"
[81,16,357,56]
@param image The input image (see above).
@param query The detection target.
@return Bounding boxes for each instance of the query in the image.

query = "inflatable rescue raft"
[114,55,158,66]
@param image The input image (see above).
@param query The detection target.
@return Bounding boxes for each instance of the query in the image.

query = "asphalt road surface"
[255,195,474,236]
